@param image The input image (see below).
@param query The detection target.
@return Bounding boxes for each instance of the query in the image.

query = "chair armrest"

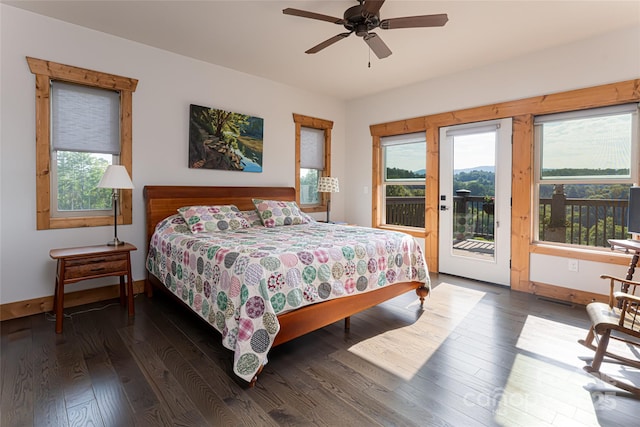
[614,291,640,304]
[600,274,640,288]
[600,274,640,307]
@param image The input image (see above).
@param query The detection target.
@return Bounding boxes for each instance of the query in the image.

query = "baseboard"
[527,280,608,306]
[0,279,146,321]
[0,278,606,321]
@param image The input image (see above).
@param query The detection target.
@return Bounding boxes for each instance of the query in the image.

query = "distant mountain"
[454,165,495,174]
[413,169,426,176]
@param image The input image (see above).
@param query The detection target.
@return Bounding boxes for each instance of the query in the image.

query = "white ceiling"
[5,0,640,100]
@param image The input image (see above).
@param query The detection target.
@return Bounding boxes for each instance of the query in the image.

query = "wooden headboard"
[143,186,296,248]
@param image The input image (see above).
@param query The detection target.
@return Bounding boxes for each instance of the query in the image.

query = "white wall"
[0,5,347,304]
[2,4,639,306]
[344,25,640,295]
[530,253,626,293]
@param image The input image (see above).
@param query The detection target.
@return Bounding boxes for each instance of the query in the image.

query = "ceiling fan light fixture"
[355,23,369,37]
[283,0,448,58]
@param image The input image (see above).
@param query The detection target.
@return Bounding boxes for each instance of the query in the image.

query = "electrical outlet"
[568,259,579,272]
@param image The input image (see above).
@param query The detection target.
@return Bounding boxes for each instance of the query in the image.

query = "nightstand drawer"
[63,254,128,280]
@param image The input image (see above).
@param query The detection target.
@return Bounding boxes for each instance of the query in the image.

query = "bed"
[144,185,430,385]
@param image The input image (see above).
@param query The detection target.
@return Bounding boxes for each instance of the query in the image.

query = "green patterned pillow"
[239,209,264,227]
[252,199,309,228]
[177,205,250,233]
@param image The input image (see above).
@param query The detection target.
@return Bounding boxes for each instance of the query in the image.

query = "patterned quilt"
[146,215,429,382]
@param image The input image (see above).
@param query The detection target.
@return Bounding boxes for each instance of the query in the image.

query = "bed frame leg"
[249,364,264,388]
[144,276,154,298]
[344,316,350,331]
[416,285,429,308]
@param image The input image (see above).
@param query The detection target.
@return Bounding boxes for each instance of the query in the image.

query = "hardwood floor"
[2,274,639,426]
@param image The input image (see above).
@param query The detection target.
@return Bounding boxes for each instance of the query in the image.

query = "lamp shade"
[317,176,339,193]
[97,165,134,189]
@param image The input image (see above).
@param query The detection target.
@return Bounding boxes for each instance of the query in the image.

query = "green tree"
[453,170,495,196]
[385,167,426,197]
[300,169,320,204]
[583,217,626,247]
[57,151,111,211]
[192,107,250,149]
[386,167,425,179]
[386,184,425,197]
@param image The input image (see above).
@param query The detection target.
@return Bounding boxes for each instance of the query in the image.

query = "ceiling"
[5,1,640,100]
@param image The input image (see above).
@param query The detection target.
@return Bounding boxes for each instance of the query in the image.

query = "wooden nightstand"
[49,243,137,333]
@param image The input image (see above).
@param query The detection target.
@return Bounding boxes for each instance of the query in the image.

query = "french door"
[438,119,512,286]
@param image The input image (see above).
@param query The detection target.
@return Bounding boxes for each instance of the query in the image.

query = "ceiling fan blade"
[380,13,449,30]
[362,0,385,17]
[283,8,345,25]
[306,32,352,54]
[363,33,392,59]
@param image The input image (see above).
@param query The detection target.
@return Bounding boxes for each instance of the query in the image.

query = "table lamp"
[317,176,339,223]
[97,165,134,246]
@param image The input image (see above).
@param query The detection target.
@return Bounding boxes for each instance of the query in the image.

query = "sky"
[541,113,631,170]
[453,132,496,170]
[385,133,496,173]
[385,112,633,174]
[385,141,426,172]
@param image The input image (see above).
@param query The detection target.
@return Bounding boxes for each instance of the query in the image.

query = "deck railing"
[452,195,494,241]
[385,195,628,247]
[539,197,628,247]
[385,197,425,228]
[385,196,493,238]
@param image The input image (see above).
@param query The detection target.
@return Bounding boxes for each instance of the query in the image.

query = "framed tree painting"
[189,104,264,172]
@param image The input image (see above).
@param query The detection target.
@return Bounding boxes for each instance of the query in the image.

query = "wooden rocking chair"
[579,274,640,396]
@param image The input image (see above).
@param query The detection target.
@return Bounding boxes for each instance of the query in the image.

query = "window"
[299,127,325,205]
[51,81,120,217]
[534,104,639,247]
[380,133,426,228]
[27,57,138,230]
[293,113,332,212]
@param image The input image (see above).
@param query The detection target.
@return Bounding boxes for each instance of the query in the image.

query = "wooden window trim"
[374,133,428,233]
[293,113,333,213]
[369,79,640,282]
[530,242,630,267]
[27,57,138,230]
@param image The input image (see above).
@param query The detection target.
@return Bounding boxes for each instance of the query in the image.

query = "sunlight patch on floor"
[516,315,587,367]
[347,282,486,380]
[486,315,605,426]
[492,352,605,426]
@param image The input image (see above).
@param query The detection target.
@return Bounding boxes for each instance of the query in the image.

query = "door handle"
[440,205,449,211]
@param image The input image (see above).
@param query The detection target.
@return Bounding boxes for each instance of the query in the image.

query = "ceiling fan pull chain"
[368,45,371,68]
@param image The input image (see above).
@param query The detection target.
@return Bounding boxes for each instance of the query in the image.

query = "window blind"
[51,81,121,154]
[381,132,425,147]
[300,127,325,169]
[534,103,638,124]
[445,121,500,137]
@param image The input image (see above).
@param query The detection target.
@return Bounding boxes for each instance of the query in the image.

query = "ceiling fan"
[283,0,448,59]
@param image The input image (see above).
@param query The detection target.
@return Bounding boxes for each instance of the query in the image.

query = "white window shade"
[445,122,500,137]
[300,127,325,169]
[381,132,425,146]
[534,103,638,124]
[535,104,637,180]
[52,81,120,154]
